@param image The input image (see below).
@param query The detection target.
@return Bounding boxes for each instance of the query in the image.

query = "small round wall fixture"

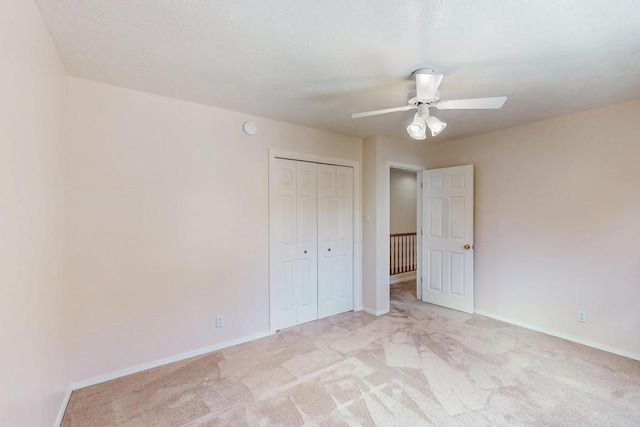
[243,121,257,135]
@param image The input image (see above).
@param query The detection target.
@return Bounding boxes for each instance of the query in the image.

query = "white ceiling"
[36,0,640,142]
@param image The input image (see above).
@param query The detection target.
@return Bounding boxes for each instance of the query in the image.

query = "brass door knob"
[464,244,471,250]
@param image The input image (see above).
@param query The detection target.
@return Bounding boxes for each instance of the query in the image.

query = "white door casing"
[317,165,354,319]
[421,165,474,313]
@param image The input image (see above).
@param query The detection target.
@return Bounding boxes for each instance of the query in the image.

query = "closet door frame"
[269,150,362,334]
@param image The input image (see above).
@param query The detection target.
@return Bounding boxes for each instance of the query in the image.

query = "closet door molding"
[269,150,362,334]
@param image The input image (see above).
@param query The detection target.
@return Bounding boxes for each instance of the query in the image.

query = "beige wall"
[426,99,640,357]
[66,77,362,382]
[390,168,417,234]
[362,135,428,314]
[361,137,378,310]
[0,0,69,425]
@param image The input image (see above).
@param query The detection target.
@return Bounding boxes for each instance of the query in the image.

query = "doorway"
[389,167,419,303]
[385,163,475,314]
[385,162,425,309]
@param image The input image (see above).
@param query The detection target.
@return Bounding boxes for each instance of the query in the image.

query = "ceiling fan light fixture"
[406,113,427,140]
[350,68,505,139]
[426,115,447,137]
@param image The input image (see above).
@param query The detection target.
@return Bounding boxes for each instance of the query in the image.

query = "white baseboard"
[363,306,390,316]
[54,387,72,427]
[389,272,416,285]
[474,310,640,362]
[71,331,272,391]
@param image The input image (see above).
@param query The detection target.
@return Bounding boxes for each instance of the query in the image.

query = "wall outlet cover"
[577,310,587,323]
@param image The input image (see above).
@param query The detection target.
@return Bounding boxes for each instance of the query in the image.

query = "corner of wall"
[361,137,379,310]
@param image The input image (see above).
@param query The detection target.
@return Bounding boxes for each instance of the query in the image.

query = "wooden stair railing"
[390,232,417,275]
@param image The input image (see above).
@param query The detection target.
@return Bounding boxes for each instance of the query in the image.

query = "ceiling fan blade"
[434,96,507,110]
[415,71,443,101]
[351,105,415,118]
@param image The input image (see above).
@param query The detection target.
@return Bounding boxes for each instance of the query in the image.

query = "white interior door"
[421,165,474,313]
[270,159,318,331]
[317,165,354,319]
[334,166,354,314]
[295,161,318,324]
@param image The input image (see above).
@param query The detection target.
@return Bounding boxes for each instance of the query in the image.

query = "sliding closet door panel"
[317,164,336,319]
[335,166,354,314]
[270,159,298,330]
[295,162,318,324]
[318,165,338,318]
[318,165,354,319]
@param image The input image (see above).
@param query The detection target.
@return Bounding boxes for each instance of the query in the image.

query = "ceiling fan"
[351,68,507,139]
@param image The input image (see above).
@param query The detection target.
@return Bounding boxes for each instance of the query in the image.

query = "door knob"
[463,244,472,250]
[303,250,307,254]
[328,248,331,252]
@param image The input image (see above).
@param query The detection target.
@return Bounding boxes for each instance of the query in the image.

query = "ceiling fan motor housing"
[408,90,441,107]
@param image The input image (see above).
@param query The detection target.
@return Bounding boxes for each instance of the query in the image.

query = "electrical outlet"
[216,315,224,328]
[577,310,587,323]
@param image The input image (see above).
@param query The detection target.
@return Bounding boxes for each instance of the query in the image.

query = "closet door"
[270,159,318,331]
[317,165,354,319]
[295,161,318,324]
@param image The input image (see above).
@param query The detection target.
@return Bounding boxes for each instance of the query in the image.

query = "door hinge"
[421,182,423,189]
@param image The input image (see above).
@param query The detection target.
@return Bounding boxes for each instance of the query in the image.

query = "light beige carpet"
[62,281,640,426]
